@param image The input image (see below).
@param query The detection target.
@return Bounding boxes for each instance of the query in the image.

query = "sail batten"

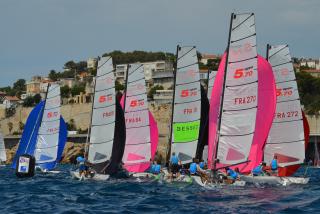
[265,45,305,167]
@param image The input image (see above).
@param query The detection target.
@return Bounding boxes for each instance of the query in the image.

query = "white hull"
[70,170,110,181]
[35,166,60,174]
[240,175,309,186]
[192,176,246,188]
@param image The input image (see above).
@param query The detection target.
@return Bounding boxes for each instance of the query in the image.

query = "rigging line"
[128,77,144,84]
[96,69,114,78]
[223,106,257,112]
[272,118,303,124]
[93,103,114,110]
[277,98,300,104]
[95,87,114,93]
[268,45,288,59]
[176,79,201,86]
[47,85,59,93]
[44,105,60,111]
[220,132,254,137]
[177,62,198,70]
[272,61,292,68]
[226,80,258,88]
[275,78,295,85]
[126,125,150,130]
[229,55,257,64]
[97,57,111,69]
[174,98,201,105]
[173,118,200,123]
[126,141,151,146]
[232,13,254,31]
[128,64,143,75]
[125,92,146,98]
[268,139,305,145]
[230,33,256,44]
[46,93,60,100]
[88,139,113,145]
[177,47,195,61]
[125,108,149,113]
[91,121,115,127]
[36,145,58,150]
[38,131,59,136]
[41,118,60,123]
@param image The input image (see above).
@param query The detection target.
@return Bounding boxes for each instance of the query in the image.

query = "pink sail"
[208,54,276,172]
[120,94,159,172]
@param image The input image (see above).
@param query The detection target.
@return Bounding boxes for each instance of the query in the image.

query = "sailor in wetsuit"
[77,156,88,177]
[271,155,278,176]
[170,152,180,177]
[151,160,161,174]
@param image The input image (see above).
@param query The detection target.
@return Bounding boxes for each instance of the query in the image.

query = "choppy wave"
[1,165,320,213]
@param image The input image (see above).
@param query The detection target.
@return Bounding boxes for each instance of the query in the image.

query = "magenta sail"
[120,64,159,173]
[208,54,276,172]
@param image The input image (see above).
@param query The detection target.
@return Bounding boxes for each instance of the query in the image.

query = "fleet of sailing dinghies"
[264,45,306,168]
[12,83,67,171]
[85,56,126,176]
[121,63,159,173]
[170,45,202,164]
[0,131,6,164]
[208,13,259,169]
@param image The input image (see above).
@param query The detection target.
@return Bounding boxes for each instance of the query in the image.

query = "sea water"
[0,165,319,213]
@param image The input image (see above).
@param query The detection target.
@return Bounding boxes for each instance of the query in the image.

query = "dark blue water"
[1,165,320,213]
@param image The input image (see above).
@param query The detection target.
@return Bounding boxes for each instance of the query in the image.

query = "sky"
[0,0,319,87]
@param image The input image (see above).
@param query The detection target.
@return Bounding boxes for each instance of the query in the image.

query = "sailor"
[225,167,239,180]
[178,160,188,175]
[189,158,198,175]
[170,152,180,176]
[153,161,161,174]
[77,156,88,177]
[252,163,264,176]
[199,160,205,170]
[271,155,278,175]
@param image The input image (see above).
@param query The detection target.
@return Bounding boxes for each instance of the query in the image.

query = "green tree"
[7,122,13,134]
[71,84,85,97]
[23,96,34,107]
[148,85,164,99]
[49,70,59,81]
[115,80,125,91]
[34,94,42,104]
[61,85,70,98]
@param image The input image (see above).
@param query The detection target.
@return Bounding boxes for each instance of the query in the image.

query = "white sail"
[264,45,305,167]
[171,46,201,163]
[207,70,217,101]
[122,63,151,165]
[0,131,6,162]
[88,56,116,164]
[34,83,61,163]
[216,13,258,165]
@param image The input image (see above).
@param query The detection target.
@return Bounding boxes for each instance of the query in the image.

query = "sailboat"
[242,45,310,185]
[12,83,67,173]
[0,131,6,166]
[120,63,159,178]
[70,56,126,181]
[207,13,277,179]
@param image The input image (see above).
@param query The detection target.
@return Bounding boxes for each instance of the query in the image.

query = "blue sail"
[11,101,44,169]
[36,117,67,170]
[12,101,68,170]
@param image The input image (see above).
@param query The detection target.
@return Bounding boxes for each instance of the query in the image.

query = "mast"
[166,45,179,164]
[213,13,234,171]
[85,57,99,159]
[266,44,270,60]
[123,64,130,114]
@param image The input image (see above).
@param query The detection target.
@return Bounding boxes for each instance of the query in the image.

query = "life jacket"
[199,162,205,169]
[252,165,262,175]
[154,164,161,174]
[271,159,278,170]
[227,169,238,180]
[150,164,156,173]
[171,155,179,165]
[189,163,197,174]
